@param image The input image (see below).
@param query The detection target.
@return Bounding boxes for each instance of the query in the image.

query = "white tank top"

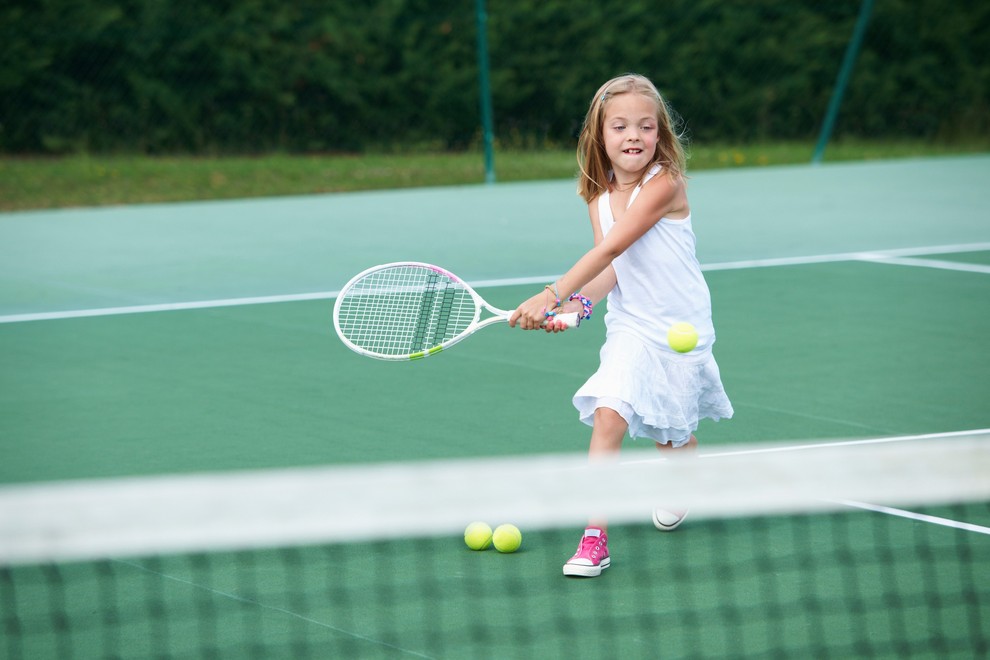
[598,164,715,357]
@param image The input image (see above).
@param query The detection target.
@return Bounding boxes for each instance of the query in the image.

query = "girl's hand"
[508,290,548,330]
[543,299,583,333]
[509,292,581,332]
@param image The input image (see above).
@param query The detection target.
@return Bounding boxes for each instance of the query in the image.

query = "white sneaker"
[652,508,688,531]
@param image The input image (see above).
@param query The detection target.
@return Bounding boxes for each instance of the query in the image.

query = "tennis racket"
[333,262,579,361]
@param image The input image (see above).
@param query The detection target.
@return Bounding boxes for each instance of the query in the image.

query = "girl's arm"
[510,173,683,329]
[571,202,617,309]
[550,264,617,329]
[580,265,618,307]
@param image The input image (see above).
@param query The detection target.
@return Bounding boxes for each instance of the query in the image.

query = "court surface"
[2,154,988,481]
[1,155,988,657]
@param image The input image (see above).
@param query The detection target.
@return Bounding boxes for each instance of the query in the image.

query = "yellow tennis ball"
[464,522,493,550]
[492,524,522,553]
[667,322,699,353]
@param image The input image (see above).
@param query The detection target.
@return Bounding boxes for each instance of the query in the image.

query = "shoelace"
[577,534,604,554]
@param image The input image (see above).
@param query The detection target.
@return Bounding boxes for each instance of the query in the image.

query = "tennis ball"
[667,322,699,353]
[492,524,522,553]
[464,522,493,550]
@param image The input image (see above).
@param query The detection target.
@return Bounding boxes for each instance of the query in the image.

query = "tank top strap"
[627,164,663,208]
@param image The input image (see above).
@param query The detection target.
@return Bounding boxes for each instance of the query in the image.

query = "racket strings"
[336,266,477,357]
[410,271,456,350]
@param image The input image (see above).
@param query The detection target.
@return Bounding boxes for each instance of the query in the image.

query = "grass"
[1,140,987,211]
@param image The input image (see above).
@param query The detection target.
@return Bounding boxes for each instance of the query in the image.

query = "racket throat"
[410,272,458,353]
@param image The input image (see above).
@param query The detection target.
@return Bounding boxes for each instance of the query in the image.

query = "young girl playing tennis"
[509,73,733,577]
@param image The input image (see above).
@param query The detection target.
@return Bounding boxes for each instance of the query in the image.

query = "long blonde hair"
[576,73,687,203]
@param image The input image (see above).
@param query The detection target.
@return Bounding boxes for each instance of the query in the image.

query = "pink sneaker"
[563,528,610,577]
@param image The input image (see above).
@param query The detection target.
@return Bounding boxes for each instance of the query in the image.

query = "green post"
[812,0,874,164]
[475,0,496,184]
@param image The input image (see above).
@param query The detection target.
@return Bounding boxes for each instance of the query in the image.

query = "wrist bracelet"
[544,284,561,311]
[568,293,593,320]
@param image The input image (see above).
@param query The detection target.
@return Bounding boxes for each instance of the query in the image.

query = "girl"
[509,73,733,578]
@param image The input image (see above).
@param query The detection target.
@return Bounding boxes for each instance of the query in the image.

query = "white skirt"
[573,331,734,447]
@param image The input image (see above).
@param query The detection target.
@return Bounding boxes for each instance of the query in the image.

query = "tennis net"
[2,431,988,658]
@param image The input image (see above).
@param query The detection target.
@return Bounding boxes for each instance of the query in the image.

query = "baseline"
[2,242,988,325]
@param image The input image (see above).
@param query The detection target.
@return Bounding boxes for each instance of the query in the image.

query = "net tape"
[2,431,988,565]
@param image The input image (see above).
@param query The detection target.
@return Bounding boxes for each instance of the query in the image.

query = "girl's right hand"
[508,289,550,330]
[509,294,581,332]
[542,299,583,333]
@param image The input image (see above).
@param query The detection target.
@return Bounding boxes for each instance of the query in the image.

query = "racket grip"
[549,311,580,328]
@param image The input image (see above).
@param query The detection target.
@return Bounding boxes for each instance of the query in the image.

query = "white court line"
[827,499,990,535]
[2,242,989,324]
[0,291,338,324]
[699,241,990,272]
[629,428,990,537]
[116,559,434,659]
[618,428,990,465]
[855,254,990,274]
[698,428,990,459]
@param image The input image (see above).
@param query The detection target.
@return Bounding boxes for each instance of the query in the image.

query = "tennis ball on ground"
[492,524,522,553]
[668,322,699,353]
[464,522,493,550]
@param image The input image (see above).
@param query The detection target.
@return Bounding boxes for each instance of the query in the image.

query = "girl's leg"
[587,407,628,531]
[563,407,626,578]
[656,434,697,455]
[653,434,697,530]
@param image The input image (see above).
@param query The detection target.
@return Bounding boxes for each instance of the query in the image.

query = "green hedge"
[1,0,986,153]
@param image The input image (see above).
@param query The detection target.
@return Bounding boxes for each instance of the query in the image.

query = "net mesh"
[3,433,989,659]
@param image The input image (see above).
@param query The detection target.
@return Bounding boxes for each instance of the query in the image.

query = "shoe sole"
[653,509,687,531]
[563,557,611,577]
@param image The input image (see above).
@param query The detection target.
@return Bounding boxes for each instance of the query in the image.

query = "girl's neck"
[611,174,641,193]
[610,163,654,192]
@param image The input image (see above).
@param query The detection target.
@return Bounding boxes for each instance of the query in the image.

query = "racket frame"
[333,261,578,361]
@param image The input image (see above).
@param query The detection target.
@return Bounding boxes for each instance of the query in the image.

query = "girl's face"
[601,93,659,181]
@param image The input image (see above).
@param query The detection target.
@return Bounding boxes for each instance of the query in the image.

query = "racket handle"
[549,311,580,328]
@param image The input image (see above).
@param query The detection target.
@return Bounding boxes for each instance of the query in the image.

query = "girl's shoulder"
[637,166,689,219]
[639,166,683,196]
[643,163,684,186]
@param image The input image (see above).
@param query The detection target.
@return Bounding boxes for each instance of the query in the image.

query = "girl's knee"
[594,407,627,434]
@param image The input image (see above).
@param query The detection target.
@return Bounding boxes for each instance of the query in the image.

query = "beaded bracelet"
[544,283,561,318]
[568,293,593,320]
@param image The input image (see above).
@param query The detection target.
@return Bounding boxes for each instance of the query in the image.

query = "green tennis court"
[3,156,989,478]
[2,156,989,657]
